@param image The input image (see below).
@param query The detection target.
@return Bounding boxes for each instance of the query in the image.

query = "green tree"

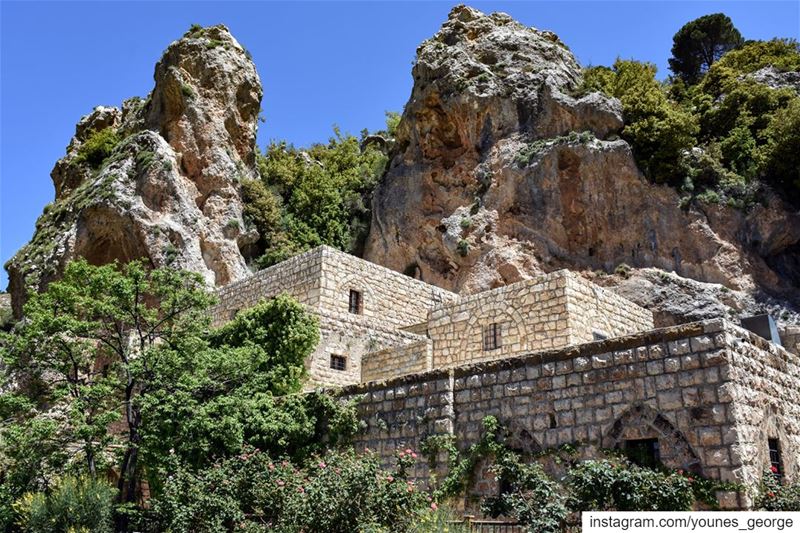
[669,13,743,84]
[581,60,698,185]
[250,128,388,267]
[2,259,214,515]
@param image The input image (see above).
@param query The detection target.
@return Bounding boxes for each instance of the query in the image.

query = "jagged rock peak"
[364,5,800,329]
[5,24,262,317]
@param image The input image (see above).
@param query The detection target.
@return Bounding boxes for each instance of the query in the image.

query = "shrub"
[147,447,428,532]
[460,217,472,230]
[457,239,470,257]
[614,263,632,279]
[73,128,121,169]
[567,460,694,511]
[755,471,800,511]
[13,476,116,533]
[181,84,196,99]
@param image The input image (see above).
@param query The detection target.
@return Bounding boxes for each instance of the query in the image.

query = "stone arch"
[501,420,543,455]
[331,273,376,317]
[603,403,702,473]
[457,302,528,364]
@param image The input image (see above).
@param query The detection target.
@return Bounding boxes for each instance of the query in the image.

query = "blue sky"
[1,1,798,289]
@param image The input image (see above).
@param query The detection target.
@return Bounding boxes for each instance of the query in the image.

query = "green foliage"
[567,459,694,511]
[1,259,215,513]
[456,239,470,257]
[73,128,121,169]
[614,263,632,278]
[761,98,800,197]
[668,13,743,84]
[481,453,568,533]
[580,31,800,207]
[12,476,116,533]
[385,111,402,138]
[181,84,196,99]
[249,128,388,267]
[756,471,800,511]
[147,447,427,533]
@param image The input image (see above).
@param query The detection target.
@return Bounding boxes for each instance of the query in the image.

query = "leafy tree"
[580,60,698,185]
[248,128,388,268]
[761,98,800,199]
[669,13,743,84]
[2,259,214,515]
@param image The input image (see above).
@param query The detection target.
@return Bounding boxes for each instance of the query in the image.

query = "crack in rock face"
[5,24,262,317]
[363,4,800,327]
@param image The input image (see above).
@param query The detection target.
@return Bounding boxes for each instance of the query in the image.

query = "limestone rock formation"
[5,25,261,317]
[364,5,800,327]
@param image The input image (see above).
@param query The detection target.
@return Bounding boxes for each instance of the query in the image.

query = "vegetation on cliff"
[578,26,800,209]
[243,123,392,270]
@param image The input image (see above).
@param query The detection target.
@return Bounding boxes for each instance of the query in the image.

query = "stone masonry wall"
[341,320,799,509]
[425,270,653,370]
[317,247,458,329]
[211,247,324,326]
[565,273,654,343]
[780,325,800,356]
[723,325,800,498]
[308,313,427,388]
[361,339,433,383]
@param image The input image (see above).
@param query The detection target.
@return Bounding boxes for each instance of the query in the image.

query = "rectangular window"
[769,438,783,478]
[330,354,347,371]
[624,438,660,469]
[483,323,501,351]
[592,331,608,341]
[348,290,362,314]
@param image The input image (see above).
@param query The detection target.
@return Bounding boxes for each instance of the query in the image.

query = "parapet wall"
[565,274,654,343]
[341,319,800,509]
[361,339,433,383]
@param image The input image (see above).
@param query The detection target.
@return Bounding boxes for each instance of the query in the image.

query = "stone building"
[212,246,799,507]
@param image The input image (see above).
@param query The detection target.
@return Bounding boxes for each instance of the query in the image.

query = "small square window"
[349,290,363,314]
[769,438,783,479]
[330,354,347,371]
[483,323,501,351]
[593,331,608,341]
[624,438,660,469]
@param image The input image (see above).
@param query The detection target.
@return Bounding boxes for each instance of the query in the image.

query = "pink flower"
[268,463,275,471]
[677,469,684,475]
[411,452,418,459]
[318,462,326,469]
[768,491,776,498]
[277,480,285,487]
[771,466,779,474]
[298,486,305,494]
[405,448,413,454]
[430,503,438,511]
[387,475,394,482]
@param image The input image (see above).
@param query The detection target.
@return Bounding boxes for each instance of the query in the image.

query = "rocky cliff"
[364,5,800,328]
[5,25,261,317]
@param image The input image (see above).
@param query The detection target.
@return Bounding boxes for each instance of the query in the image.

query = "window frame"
[768,438,784,479]
[482,322,502,351]
[348,289,363,315]
[329,354,347,371]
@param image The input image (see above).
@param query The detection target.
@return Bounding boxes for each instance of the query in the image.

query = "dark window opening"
[624,438,661,469]
[330,354,347,371]
[349,290,363,315]
[769,438,784,479]
[549,413,557,429]
[483,323,501,351]
[593,331,608,341]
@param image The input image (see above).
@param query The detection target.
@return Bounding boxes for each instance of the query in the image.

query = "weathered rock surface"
[5,25,261,317]
[365,6,800,327]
